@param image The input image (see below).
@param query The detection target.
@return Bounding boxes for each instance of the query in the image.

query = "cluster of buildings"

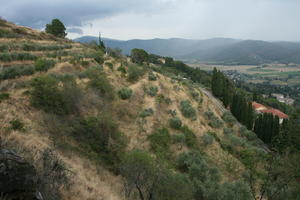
[252,102,288,124]
[271,93,295,106]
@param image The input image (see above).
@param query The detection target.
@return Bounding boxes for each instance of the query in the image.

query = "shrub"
[222,111,236,125]
[9,119,25,131]
[92,51,104,64]
[127,64,145,82]
[202,133,214,146]
[72,114,126,164]
[227,135,246,147]
[117,65,126,74]
[0,93,9,102]
[30,75,80,115]
[0,52,37,61]
[180,100,196,119]
[144,86,158,97]
[131,48,149,64]
[181,125,197,147]
[139,108,154,118]
[205,111,223,128]
[86,67,115,100]
[148,71,157,81]
[148,128,171,155]
[223,127,234,135]
[169,117,182,129]
[105,62,113,70]
[177,151,205,172]
[172,133,186,144]
[35,58,56,72]
[45,19,67,38]
[118,87,133,100]
[0,65,35,80]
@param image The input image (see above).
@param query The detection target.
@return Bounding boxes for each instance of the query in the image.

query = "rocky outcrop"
[0,149,38,199]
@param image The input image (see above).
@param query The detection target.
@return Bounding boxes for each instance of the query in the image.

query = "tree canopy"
[45,19,67,38]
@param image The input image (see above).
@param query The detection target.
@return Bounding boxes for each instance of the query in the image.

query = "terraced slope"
[0,19,268,200]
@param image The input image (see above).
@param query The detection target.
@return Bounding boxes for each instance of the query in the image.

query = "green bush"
[35,58,56,72]
[0,65,35,80]
[144,86,158,97]
[105,62,113,70]
[227,134,246,147]
[30,75,80,115]
[222,111,236,125]
[86,67,115,100]
[202,133,214,146]
[139,108,154,118]
[172,133,186,144]
[180,100,196,119]
[127,64,145,83]
[148,71,157,81]
[148,128,171,155]
[0,93,9,102]
[177,151,205,172]
[117,65,126,74]
[118,87,133,100]
[92,51,104,64]
[181,125,197,147]
[0,52,37,62]
[72,113,126,164]
[9,119,25,131]
[131,48,149,64]
[205,111,223,128]
[223,127,234,135]
[169,117,182,129]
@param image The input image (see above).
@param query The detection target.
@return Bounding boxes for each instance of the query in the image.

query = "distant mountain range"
[74,36,300,65]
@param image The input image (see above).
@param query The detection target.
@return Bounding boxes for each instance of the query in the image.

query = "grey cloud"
[1,0,176,28]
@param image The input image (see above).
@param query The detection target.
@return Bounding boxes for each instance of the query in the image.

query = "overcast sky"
[1,0,300,41]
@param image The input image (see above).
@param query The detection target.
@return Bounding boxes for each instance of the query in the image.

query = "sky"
[1,0,300,41]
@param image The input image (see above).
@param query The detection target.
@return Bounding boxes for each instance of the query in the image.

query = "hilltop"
[0,19,298,200]
[76,36,300,65]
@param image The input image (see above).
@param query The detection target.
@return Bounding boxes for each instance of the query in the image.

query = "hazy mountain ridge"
[75,36,300,64]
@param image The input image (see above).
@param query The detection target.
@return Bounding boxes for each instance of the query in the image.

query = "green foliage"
[139,108,154,118]
[131,48,149,64]
[148,71,157,81]
[45,19,67,38]
[204,111,223,128]
[177,151,205,172]
[120,150,193,200]
[180,100,196,119]
[0,93,9,102]
[169,117,182,129]
[148,128,171,156]
[181,125,197,148]
[127,64,145,82]
[92,51,104,64]
[30,75,80,115]
[144,85,158,97]
[34,58,56,72]
[9,119,25,131]
[202,133,214,146]
[117,87,133,100]
[171,133,186,144]
[0,52,37,62]
[222,111,236,126]
[105,62,113,70]
[86,67,114,100]
[73,114,126,165]
[117,65,126,74]
[0,64,35,80]
[254,113,280,144]
[223,127,234,135]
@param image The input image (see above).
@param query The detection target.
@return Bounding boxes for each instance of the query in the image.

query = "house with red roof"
[252,102,288,123]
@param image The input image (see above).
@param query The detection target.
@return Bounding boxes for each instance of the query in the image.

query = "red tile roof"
[252,101,289,119]
[260,109,289,119]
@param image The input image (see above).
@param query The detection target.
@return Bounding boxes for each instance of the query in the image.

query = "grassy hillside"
[1,19,292,200]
